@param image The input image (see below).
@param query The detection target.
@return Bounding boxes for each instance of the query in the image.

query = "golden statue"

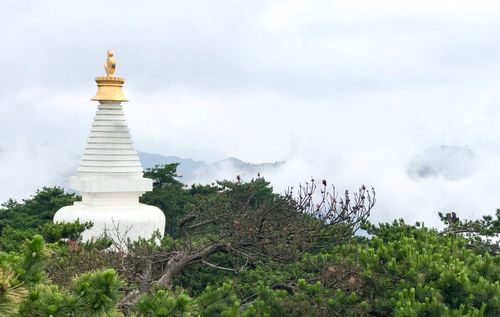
[104,50,116,77]
[92,50,128,102]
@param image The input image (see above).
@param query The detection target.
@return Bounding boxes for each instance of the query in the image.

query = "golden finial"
[92,50,128,102]
[104,50,116,77]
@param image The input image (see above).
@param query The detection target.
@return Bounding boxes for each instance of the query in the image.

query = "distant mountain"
[191,157,284,183]
[407,145,477,181]
[138,152,284,184]
[139,152,208,177]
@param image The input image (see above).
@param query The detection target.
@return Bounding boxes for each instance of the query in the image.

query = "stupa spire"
[54,51,165,243]
[92,50,127,102]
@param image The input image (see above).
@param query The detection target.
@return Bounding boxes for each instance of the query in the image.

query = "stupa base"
[54,202,166,243]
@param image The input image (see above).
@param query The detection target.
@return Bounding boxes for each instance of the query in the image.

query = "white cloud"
[1,0,500,227]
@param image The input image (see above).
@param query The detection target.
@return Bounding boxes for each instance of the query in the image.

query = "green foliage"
[0,167,498,316]
[0,268,27,316]
[175,252,239,295]
[327,289,370,317]
[242,285,288,317]
[40,220,92,243]
[18,284,77,317]
[19,269,123,317]
[141,164,277,238]
[72,269,123,316]
[136,288,197,316]
[438,210,500,255]
[196,282,240,317]
[0,226,35,253]
[439,210,500,237]
[0,187,77,231]
[217,177,275,209]
[141,164,217,237]
[345,220,500,316]
[19,235,47,284]
[0,187,79,251]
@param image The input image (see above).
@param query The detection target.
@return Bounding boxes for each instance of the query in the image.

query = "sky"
[2,0,500,226]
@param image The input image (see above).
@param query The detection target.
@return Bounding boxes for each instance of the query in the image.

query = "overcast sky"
[2,0,500,226]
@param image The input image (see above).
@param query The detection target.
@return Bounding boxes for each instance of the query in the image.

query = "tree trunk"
[119,243,229,311]
[156,243,229,288]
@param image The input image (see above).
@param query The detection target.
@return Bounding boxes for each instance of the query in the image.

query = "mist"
[2,0,500,227]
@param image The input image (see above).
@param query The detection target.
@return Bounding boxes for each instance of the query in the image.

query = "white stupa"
[54,51,165,243]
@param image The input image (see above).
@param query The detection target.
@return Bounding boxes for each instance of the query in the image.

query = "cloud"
[407,145,477,181]
[1,1,500,227]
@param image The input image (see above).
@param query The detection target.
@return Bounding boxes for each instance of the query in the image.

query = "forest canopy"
[0,163,498,316]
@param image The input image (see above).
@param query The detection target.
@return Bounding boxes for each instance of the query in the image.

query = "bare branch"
[201,260,238,272]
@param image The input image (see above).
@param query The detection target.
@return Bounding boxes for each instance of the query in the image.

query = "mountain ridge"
[138,152,284,183]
